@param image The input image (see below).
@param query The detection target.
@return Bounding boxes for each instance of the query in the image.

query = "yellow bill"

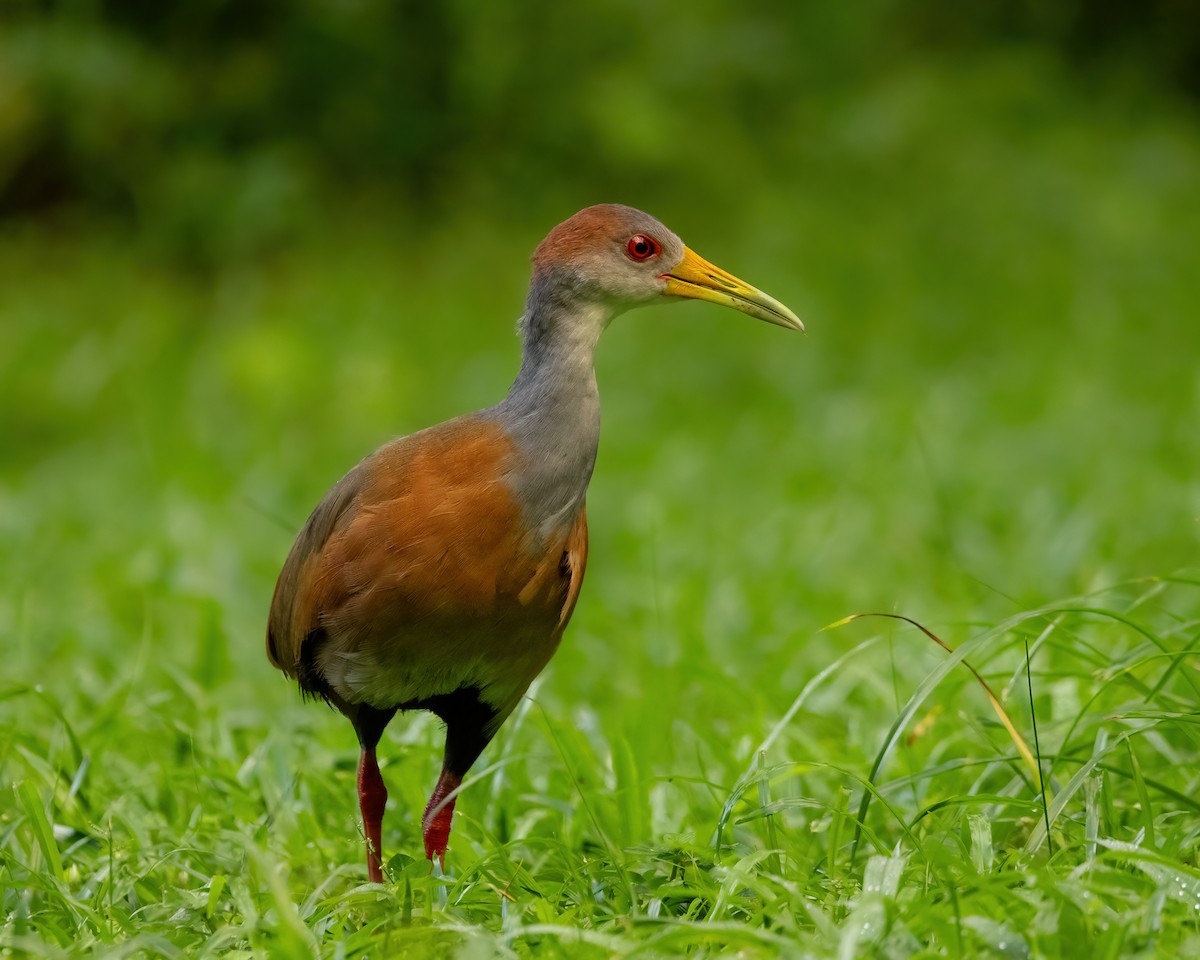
[662,246,803,331]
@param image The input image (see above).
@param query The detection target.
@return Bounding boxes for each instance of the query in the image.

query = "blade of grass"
[1124,740,1156,850]
[15,780,64,883]
[1024,633,1053,856]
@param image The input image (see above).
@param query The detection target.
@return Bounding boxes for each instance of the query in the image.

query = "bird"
[266,203,801,882]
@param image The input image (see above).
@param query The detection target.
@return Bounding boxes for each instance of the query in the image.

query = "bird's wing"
[266,456,365,673]
[266,415,585,710]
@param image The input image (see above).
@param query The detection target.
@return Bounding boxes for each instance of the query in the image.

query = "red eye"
[626,234,660,261]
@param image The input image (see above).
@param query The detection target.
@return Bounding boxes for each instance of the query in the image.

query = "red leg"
[357,747,388,882]
[421,768,462,867]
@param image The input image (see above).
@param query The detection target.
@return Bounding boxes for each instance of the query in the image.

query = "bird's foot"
[421,768,461,865]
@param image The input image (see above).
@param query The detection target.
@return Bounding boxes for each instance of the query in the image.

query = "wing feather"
[265,415,588,712]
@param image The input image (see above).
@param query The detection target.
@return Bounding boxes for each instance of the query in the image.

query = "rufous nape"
[266,204,802,882]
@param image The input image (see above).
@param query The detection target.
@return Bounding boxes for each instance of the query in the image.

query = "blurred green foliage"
[1,0,1198,262]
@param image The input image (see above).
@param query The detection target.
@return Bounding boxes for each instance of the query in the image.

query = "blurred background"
[3,1,1200,261]
[1,0,1198,794]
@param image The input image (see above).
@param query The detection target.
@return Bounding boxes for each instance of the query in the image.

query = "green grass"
[3,60,1200,957]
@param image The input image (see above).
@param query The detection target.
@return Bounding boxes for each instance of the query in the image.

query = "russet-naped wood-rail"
[267,204,801,881]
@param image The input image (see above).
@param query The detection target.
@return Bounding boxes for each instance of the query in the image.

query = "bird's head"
[529,203,803,332]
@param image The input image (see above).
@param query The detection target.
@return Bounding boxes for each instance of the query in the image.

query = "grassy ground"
[2,61,1199,957]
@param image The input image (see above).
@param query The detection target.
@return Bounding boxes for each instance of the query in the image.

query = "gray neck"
[490,271,611,540]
